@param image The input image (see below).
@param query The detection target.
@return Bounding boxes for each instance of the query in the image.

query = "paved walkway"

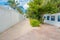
[0,19,33,40]
[0,19,60,40]
[16,24,60,40]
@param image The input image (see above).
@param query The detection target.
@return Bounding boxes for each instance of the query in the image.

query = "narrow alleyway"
[0,19,32,40]
[0,19,60,40]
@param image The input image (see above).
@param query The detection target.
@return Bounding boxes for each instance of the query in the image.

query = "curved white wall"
[44,13,60,27]
[0,6,24,33]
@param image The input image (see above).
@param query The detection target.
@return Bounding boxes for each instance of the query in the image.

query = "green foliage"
[8,0,19,8]
[16,7,23,14]
[8,0,23,14]
[30,19,40,27]
[27,0,60,23]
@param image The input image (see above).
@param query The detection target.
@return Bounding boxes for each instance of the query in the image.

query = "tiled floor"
[0,19,60,40]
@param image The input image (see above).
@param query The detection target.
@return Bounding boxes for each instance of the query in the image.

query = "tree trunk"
[40,14,44,24]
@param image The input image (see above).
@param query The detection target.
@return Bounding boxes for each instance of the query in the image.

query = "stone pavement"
[0,19,32,40]
[16,24,60,40]
[0,19,60,40]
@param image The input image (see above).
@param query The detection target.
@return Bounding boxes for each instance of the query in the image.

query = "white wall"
[0,6,24,33]
[44,13,60,27]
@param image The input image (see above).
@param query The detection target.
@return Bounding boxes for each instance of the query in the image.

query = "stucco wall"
[44,13,60,27]
[0,6,24,33]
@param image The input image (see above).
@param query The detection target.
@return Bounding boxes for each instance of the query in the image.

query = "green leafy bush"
[30,19,40,27]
